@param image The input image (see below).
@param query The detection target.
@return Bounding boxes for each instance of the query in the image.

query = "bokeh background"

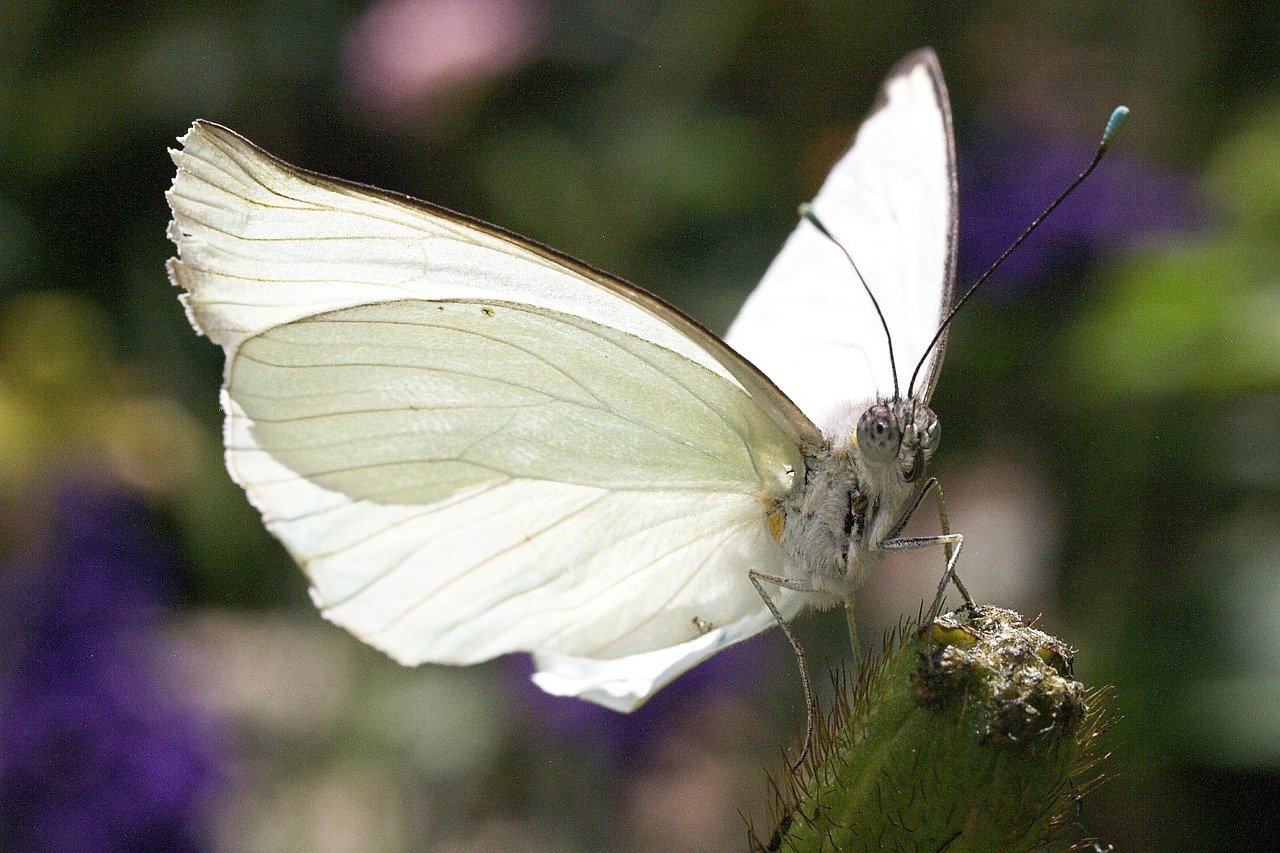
[2,1,1278,849]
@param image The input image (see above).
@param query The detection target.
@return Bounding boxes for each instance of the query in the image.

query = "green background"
[2,1,1278,849]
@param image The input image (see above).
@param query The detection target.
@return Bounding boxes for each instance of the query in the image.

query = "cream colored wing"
[167,122,815,690]
[532,601,804,712]
[725,49,957,432]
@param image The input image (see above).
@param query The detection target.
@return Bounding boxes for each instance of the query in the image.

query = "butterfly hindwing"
[167,121,811,685]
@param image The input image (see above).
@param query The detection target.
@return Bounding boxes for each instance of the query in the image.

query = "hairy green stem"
[753,606,1109,851]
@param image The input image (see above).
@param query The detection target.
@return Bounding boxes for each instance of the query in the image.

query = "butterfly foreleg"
[749,570,819,770]
[882,476,974,622]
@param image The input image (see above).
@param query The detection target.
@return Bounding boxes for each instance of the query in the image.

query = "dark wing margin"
[184,121,824,451]
[877,49,957,403]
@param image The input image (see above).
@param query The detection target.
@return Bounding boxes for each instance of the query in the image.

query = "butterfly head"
[855,399,940,484]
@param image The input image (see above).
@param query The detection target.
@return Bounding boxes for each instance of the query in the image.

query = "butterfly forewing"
[168,121,810,679]
[169,122,817,446]
[725,49,957,429]
[232,299,792,500]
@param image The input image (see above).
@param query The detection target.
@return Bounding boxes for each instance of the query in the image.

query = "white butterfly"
[166,49,963,713]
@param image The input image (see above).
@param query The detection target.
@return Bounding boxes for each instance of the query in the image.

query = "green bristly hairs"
[749,606,1111,851]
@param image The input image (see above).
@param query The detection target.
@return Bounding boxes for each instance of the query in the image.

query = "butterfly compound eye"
[857,404,901,460]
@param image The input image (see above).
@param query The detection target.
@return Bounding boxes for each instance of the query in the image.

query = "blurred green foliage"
[2,1,1279,849]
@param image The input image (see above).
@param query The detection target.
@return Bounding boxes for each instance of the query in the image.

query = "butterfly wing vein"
[167,122,807,671]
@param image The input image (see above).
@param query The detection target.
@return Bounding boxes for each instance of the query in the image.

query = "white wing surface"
[167,122,816,692]
[531,603,802,712]
[725,49,957,433]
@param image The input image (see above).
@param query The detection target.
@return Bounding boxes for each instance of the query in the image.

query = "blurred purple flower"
[344,0,544,122]
[0,482,225,852]
[959,126,1201,296]
[506,633,783,759]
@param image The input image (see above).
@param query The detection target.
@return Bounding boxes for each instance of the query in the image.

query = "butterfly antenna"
[906,106,1130,399]
[800,203,901,401]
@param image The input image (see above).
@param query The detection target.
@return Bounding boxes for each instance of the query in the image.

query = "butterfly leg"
[844,598,861,664]
[881,526,969,624]
[750,570,819,770]
[921,477,974,614]
[885,477,975,620]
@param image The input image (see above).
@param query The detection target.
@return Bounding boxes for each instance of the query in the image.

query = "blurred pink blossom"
[345,0,543,120]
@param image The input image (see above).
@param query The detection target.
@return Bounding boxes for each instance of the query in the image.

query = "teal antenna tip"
[1101,106,1129,147]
